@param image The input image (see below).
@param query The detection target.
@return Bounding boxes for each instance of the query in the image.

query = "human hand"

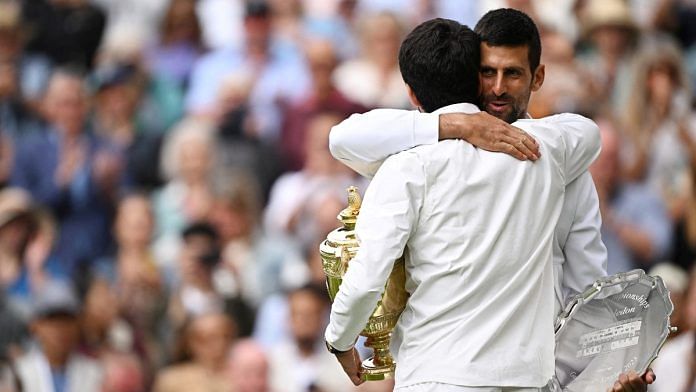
[335,347,364,386]
[606,369,655,392]
[439,112,540,161]
[55,140,86,186]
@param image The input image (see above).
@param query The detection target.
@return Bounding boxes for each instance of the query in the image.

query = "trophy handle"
[340,246,351,275]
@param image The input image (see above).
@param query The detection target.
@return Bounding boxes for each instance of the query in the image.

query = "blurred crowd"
[0,0,694,391]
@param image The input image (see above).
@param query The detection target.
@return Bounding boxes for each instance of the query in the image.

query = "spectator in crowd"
[153,312,236,392]
[213,72,281,201]
[268,284,356,392]
[209,172,309,309]
[186,0,310,142]
[146,0,205,89]
[268,0,305,50]
[89,63,169,189]
[89,193,166,367]
[152,118,215,269]
[253,243,342,350]
[673,161,696,270]
[333,11,409,109]
[100,352,146,392]
[265,112,359,249]
[0,0,52,105]
[21,0,106,70]
[0,188,66,320]
[620,40,696,221]
[650,265,696,391]
[302,0,361,60]
[80,278,140,362]
[527,26,596,117]
[649,262,690,339]
[0,289,27,365]
[652,0,696,50]
[95,32,185,139]
[280,39,366,171]
[227,338,270,392]
[576,0,640,111]
[90,64,146,153]
[0,59,44,140]
[167,222,224,332]
[590,118,673,274]
[15,280,104,392]
[11,69,125,274]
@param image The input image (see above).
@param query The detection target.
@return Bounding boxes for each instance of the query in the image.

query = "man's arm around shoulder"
[329,109,437,178]
[329,108,540,178]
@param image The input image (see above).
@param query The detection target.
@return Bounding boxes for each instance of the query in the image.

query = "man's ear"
[531,64,545,92]
[406,84,423,111]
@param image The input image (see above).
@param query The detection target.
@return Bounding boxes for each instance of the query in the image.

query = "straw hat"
[580,0,638,36]
[0,1,21,32]
[0,188,37,230]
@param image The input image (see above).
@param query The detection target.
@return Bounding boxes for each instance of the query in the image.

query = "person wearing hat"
[0,188,68,321]
[577,0,640,111]
[14,280,103,392]
[0,188,39,280]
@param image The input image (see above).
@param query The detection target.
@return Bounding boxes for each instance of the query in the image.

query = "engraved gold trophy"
[320,187,409,381]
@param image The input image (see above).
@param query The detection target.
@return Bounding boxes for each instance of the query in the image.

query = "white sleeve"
[324,151,425,350]
[329,109,438,178]
[544,113,601,185]
[560,172,608,303]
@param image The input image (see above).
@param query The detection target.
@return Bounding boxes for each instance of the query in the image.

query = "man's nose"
[492,74,506,96]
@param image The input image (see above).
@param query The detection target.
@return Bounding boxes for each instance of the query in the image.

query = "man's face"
[31,314,80,360]
[478,43,544,123]
[289,291,325,346]
[43,75,88,136]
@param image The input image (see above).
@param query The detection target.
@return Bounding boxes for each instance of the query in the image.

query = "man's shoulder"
[514,113,595,131]
[512,117,573,156]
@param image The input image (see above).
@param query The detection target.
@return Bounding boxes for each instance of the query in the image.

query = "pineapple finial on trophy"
[346,186,361,213]
[338,186,361,229]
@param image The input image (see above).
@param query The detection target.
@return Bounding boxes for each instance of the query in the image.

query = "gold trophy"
[320,186,409,381]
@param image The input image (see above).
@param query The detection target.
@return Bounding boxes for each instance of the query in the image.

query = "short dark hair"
[474,8,542,72]
[182,221,220,268]
[398,18,480,113]
[182,221,218,242]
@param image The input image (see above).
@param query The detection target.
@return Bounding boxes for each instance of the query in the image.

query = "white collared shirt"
[325,103,601,388]
[328,108,608,315]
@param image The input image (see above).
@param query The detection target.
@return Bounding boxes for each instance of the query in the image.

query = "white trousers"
[395,383,549,392]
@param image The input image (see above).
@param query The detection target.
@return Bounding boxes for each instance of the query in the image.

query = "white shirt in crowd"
[325,103,601,388]
[328,107,609,316]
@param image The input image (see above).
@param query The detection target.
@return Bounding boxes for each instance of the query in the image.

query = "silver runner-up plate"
[549,269,674,392]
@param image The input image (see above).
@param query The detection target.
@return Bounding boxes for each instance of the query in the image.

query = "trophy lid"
[322,187,361,255]
[338,186,361,230]
[321,186,361,285]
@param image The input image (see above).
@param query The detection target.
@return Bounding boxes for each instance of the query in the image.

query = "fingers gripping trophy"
[320,186,409,381]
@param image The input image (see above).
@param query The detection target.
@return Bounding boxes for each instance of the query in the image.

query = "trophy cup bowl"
[320,186,409,381]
